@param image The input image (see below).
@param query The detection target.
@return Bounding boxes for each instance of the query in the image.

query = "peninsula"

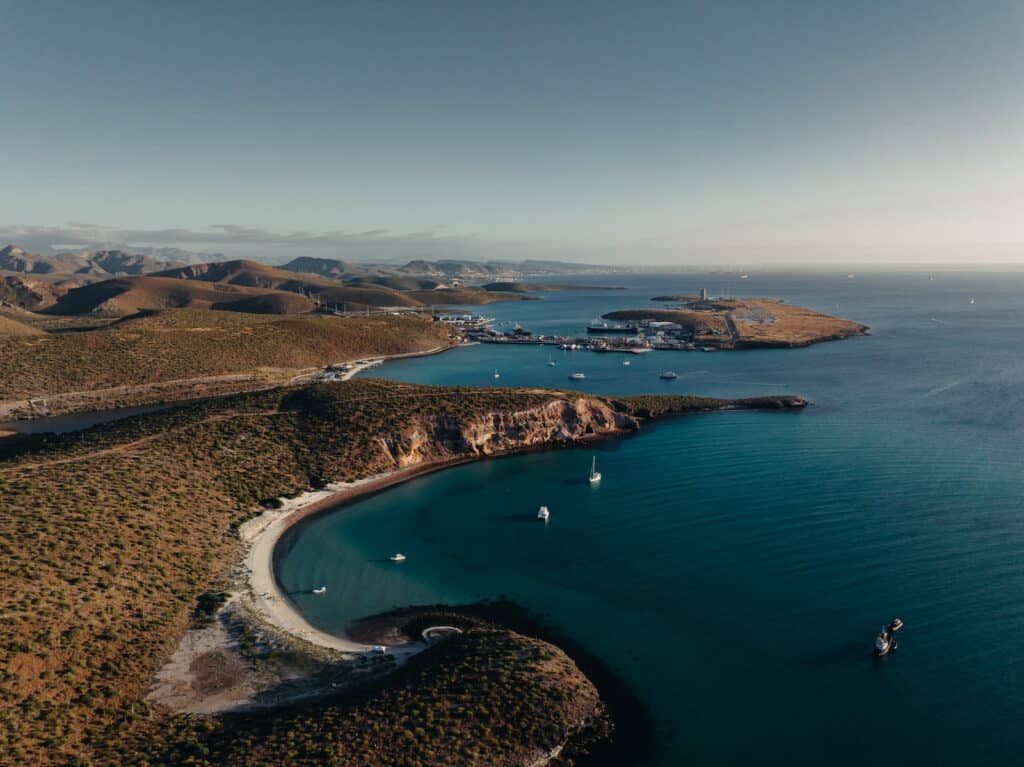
[604,295,868,349]
[0,379,806,766]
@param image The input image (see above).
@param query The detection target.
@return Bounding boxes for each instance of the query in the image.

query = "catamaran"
[589,456,602,484]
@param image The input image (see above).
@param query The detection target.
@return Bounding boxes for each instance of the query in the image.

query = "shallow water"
[278,271,1024,765]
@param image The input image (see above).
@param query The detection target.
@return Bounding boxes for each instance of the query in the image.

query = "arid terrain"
[605,295,868,348]
[0,378,805,766]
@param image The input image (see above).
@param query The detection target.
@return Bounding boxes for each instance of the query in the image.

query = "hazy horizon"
[3,1,1023,266]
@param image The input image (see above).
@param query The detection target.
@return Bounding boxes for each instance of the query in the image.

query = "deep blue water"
[278,271,1024,765]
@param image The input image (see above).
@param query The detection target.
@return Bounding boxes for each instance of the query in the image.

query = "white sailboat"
[537,505,550,521]
[493,369,500,379]
[589,456,602,484]
[546,354,556,367]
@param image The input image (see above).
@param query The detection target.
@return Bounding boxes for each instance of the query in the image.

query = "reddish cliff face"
[379,396,638,468]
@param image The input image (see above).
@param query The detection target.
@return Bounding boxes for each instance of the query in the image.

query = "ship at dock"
[586,320,638,334]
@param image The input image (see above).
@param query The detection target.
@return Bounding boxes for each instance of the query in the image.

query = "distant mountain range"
[0,245,604,316]
[0,244,186,276]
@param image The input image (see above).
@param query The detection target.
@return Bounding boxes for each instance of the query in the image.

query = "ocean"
[276,270,1024,765]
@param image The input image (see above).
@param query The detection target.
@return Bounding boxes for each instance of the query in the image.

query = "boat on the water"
[389,553,407,562]
[660,371,678,380]
[312,586,327,595]
[546,354,556,367]
[874,618,903,656]
[589,456,602,484]
[493,369,500,379]
[537,505,550,521]
[569,372,586,380]
[587,320,636,334]
[622,359,631,366]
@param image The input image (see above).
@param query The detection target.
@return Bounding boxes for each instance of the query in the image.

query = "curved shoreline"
[242,456,479,655]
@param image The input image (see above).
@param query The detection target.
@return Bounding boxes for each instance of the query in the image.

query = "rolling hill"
[0,244,184,276]
[43,276,317,316]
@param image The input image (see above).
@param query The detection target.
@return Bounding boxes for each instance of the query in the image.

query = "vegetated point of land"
[604,295,868,348]
[0,379,804,766]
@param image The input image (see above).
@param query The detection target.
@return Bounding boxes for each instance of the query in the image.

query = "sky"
[2,0,1023,265]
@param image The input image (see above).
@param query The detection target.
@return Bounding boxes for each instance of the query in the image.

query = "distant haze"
[2,2,1023,266]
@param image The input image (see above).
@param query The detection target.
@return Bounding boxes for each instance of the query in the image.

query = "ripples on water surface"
[278,271,1024,765]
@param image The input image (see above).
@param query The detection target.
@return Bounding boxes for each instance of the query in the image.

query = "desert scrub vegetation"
[118,628,604,767]
[0,308,451,401]
[0,380,798,765]
[0,380,599,765]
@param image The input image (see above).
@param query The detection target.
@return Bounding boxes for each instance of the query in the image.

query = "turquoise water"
[278,272,1024,765]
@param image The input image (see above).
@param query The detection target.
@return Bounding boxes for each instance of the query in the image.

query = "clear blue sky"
[2,1,1023,264]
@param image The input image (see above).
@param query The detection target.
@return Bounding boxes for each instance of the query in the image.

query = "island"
[603,294,868,349]
[0,378,806,766]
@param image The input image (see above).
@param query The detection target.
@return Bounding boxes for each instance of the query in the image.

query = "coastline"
[241,456,480,656]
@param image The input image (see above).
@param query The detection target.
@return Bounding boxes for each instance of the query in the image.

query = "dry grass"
[0,310,451,402]
[606,297,866,348]
[0,381,570,765]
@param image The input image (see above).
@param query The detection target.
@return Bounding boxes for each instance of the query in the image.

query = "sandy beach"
[240,456,477,656]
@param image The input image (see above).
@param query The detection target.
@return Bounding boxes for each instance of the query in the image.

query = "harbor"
[440,313,718,353]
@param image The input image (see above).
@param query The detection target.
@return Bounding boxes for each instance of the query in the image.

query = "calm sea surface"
[278,271,1024,765]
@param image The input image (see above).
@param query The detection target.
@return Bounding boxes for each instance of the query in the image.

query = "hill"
[278,255,350,279]
[0,314,43,336]
[0,310,452,415]
[406,287,536,305]
[42,275,315,316]
[0,274,73,310]
[0,244,183,276]
[156,259,423,308]
[0,380,802,765]
[604,297,868,348]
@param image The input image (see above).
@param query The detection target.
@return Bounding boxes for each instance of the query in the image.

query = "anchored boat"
[389,553,407,562]
[589,456,602,484]
[537,505,550,521]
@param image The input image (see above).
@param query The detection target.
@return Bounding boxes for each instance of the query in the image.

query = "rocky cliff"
[383,396,637,467]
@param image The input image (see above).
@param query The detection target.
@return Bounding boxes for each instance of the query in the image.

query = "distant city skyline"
[3,1,1023,265]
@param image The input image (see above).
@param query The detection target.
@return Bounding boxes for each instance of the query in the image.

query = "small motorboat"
[660,371,678,380]
[389,553,407,562]
[569,372,586,381]
[588,455,602,484]
[874,623,899,656]
[874,627,892,656]
[312,586,327,595]
[537,505,550,521]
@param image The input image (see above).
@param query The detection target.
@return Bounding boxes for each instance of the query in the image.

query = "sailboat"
[622,359,631,366]
[546,354,556,367]
[588,456,602,484]
[493,369,500,379]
